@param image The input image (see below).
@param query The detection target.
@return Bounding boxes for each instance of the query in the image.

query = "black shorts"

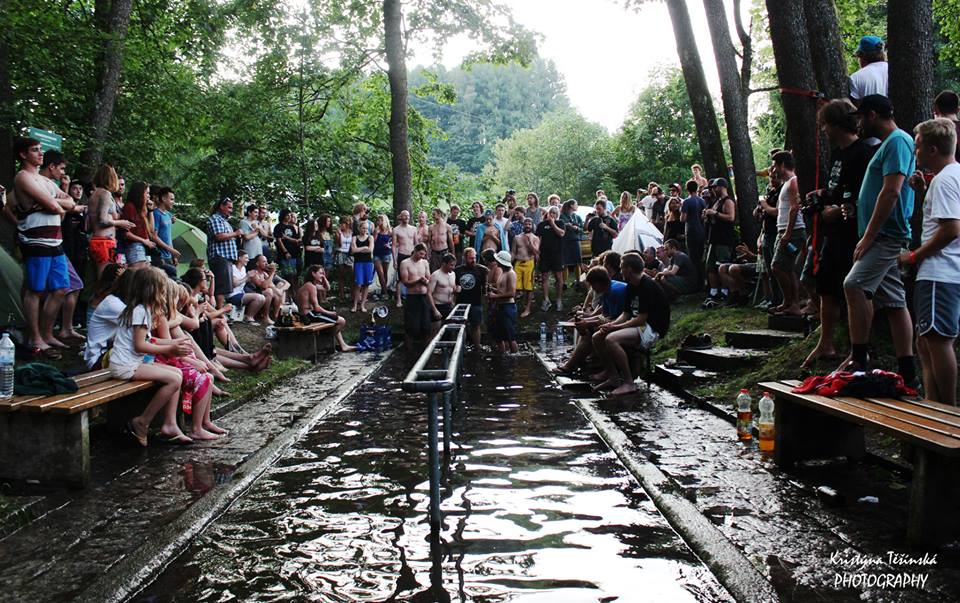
[404,294,431,339]
[468,304,483,328]
[209,255,233,297]
[539,253,563,273]
[433,302,453,322]
[815,238,854,297]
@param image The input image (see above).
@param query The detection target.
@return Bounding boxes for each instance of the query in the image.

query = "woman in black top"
[350,220,374,312]
[302,218,324,267]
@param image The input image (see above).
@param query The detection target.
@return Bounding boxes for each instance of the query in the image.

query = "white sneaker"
[541,299,551,312]
[556,299,563,312]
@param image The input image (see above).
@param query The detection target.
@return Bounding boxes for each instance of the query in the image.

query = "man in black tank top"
[703,178,737,303]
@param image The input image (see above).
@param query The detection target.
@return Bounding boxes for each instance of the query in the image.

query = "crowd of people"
[3,35,959,436]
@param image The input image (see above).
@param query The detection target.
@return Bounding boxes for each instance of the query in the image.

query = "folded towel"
[13,363,80,395]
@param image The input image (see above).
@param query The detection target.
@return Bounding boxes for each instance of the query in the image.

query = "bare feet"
[158,425,192,444]
[611,382,638,396]
[189,428,220,441]
[589,371,608,382]
[44,336,68,349]
[60,330,86,342]
[801,346,838,369]
[593,378,621,391]
[520,309,531,318]
[203,421,229,435]
[339,345,357,353]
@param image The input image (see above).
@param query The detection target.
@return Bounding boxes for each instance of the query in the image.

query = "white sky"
[410,0,750,132]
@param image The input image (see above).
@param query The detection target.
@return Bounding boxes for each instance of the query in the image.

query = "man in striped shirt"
[12,137,76,357]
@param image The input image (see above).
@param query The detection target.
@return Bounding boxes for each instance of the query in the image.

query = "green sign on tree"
[27,127,62,152]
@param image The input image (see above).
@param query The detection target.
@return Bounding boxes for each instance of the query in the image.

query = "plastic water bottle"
[539,322,548,343]
[0,333,14,399]
[555,324,564,343]
[758,392,775,453]
[736,389,752,441]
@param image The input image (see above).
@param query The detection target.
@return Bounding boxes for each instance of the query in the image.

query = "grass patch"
[215,357,309,401]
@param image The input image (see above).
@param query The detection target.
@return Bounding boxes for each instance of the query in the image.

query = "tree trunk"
[887,0,935,135]
[78,0,133,180]
[702,0,758,247]
[765,0,819,197]
[665,0,727,181]
[384,0,413,216]
[803,0,847,99]
[0,0,14,188]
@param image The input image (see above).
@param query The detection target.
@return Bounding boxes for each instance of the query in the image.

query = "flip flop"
[126,420,148,447]
[158,433,193,445]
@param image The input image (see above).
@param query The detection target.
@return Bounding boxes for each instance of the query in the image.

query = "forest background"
[0,0,958,227]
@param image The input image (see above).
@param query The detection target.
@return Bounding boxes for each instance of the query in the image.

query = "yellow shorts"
[514,259,534,291]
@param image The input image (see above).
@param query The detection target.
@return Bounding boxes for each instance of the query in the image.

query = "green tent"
[171,219,207,276]
[0,246,25,329]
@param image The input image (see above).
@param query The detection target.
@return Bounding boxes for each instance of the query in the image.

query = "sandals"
[158,433,193,445]
[126,420,148,447]
[680,333,713,350]
[26,346,62,360]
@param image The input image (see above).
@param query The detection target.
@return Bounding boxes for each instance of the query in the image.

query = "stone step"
[767,313,817,334]
[677,346,766,372]
[654,362,718,389]
[725,329,804,350]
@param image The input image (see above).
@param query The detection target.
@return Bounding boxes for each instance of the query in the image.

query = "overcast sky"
[410,0,750,132]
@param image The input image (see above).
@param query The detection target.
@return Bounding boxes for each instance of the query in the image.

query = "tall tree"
[803,0,848,99]
[887,0,935,134]
[0,0,13,187]
[663,0,727,180]
[78,0,134,179]
[702,0,758,246]
[383,0,414,215]
[765,0,820,196]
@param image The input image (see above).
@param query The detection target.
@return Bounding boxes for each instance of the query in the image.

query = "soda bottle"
[736,389,752,441]
[539,322,548,342]
[0,333,14,399]
[758,392,775,453]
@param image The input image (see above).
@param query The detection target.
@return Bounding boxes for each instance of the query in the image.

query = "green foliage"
[409,59,570,173]
[610,67,709,191]
[486,110,613,202]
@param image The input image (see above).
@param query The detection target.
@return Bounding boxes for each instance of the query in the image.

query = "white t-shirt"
[777,176,805,230]
[110,305,151,369]
[230,263,247,297]
[84,295,126,369]
[493,217,510,231]
[639,195,657,220]
[917,163,960,282]
[849,61,888,100]
[239,218,262,259]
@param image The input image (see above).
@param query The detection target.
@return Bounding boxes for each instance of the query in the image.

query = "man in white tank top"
[770,151,806,317]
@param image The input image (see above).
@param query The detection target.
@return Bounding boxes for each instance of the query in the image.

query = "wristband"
[909,251,917,265]
[149,337,157,344]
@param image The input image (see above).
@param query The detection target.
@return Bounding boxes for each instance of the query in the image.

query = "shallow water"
[136,349,730,602]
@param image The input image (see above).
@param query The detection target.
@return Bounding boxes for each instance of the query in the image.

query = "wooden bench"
[275,321,336,360]
[0,370,156,487]
[761,379,960,546]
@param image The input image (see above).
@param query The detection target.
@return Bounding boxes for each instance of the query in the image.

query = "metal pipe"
[445,303,471,324]
[401,324,466,393]
[443,390,452,457]
[427,392,441,533]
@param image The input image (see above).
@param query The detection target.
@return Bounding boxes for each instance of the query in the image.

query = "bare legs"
[803,294,840,367]
[129,363,189,445]
[59,291,84,340]
[917,333,957,405]
[23,288,67,350]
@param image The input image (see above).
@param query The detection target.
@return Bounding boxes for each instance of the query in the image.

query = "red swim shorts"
[89,236,117,265]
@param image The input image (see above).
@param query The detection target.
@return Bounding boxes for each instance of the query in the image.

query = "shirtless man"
[247,254,284,324]
[427,253,459,335]
[480,212,503,253]
[296,265,356,352]
[87,163,135,277]
[392,210,418,308]
[511,217,539,317]
[427,208,454,272]
[416,211,430,247]
[401,243,432,343]
[489,250,518,353]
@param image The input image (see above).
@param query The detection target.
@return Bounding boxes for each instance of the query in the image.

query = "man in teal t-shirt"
[842,95,916,384]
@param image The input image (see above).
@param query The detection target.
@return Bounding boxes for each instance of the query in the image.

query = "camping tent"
[171,219,207,276]
[0,246,25,329]
[612,210,663,254]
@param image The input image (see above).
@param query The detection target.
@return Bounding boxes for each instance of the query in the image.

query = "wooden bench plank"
[277,321,336,333]
[20,380,139,413]
[761,381,960,455]
[0,370,114,412]
[50,381,155,414]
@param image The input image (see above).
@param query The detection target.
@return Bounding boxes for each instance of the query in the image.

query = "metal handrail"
[444,303,471,324]
[401,322,467,533]
[401,323,466,393]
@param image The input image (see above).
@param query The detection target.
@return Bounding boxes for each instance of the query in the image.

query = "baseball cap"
[855,35,884,56]
[494,250,512,267]
[850,94,893,118]
[484,209,494,217]
[709,177,729,189]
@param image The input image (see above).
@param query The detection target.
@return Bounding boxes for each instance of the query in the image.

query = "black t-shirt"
[823,137,878,246]
[536,220,563,257]
[448,218,467,251]
[275,224,301,257]
[762,186,780,237]
[303,233,323,266]
[587,215,618,253]
[624,275,670,337]
[454,263,489,305]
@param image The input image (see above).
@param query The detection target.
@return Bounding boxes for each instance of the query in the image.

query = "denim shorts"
[915,280,960,339]
[124,241,147,264]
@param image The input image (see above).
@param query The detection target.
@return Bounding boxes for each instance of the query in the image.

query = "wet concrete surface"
[136,348,732,602]
[0,351,386,603]
[540,343,960,602]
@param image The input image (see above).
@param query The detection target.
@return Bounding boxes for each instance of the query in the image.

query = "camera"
[802,191,827,216]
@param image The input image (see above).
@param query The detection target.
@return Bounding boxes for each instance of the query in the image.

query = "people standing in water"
[511,217,539,318]
[489,250,519,353]
[392,210,417,308]
[427,252,459,336]
[455,247,489,346]
[401,243,432,344]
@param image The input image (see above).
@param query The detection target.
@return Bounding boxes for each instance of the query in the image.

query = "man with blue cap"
[849,35,888,105]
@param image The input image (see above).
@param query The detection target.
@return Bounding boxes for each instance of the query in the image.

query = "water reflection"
[137,352,730,602]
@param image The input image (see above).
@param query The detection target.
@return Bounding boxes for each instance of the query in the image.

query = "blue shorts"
[25,254,70,293]
[915,280,960,339]
[374,254,392,264]
[124,242,147,264]
[495,302,517,343]
[227,292,245,308]
[354,261,374,286]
